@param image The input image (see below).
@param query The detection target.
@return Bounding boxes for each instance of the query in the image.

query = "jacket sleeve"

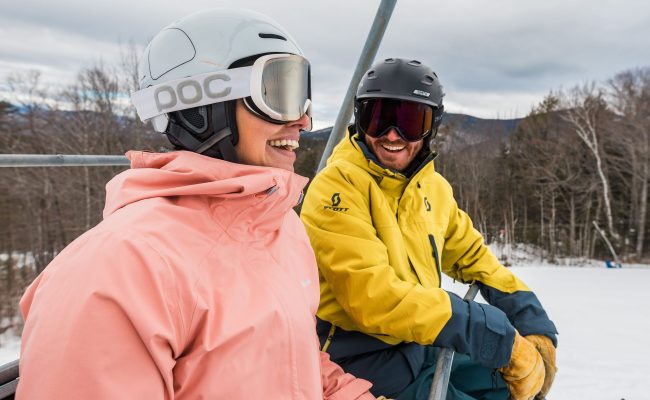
[440,195,558,345]
[18,232,185,400]
[320,351,375,400]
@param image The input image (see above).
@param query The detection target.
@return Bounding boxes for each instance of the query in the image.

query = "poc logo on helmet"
[154,74,233,112]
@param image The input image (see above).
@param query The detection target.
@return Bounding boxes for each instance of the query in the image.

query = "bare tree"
[608,68,650,258]
[561,84,620,245]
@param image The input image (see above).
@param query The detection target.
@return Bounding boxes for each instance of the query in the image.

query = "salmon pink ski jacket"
[18,150,374,400]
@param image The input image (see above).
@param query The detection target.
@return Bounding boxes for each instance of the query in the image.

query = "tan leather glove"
[499,331,545,400]
[525,334,557,400]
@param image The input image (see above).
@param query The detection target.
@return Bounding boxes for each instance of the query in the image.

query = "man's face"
[364,128,424,172]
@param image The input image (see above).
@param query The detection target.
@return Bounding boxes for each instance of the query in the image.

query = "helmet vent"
[407,60,422,66]
[384,58,396,63]
[422,75,435,85]
[366,89,381,93]
[258,33,287,41]
[367,70,376,79]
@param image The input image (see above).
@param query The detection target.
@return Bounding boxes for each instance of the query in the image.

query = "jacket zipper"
[428,234,442,288]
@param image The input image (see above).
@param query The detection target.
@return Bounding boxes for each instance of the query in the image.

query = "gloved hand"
[525,334,557,399]
[498,331,545,400]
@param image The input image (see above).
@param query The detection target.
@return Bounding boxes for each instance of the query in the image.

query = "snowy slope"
[443,266,649,400]
[2,265,648,399]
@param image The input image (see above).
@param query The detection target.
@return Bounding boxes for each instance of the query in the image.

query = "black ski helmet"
[354,58,445,139]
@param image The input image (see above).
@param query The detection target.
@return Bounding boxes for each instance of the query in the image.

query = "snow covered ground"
[0,330,20,368]
[443,265,649,400]
[2,262,648,399]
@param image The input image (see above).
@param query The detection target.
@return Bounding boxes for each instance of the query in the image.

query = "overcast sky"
[1,0,649,128]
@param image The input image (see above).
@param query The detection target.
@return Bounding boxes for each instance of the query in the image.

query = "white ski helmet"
[132,9,310,160]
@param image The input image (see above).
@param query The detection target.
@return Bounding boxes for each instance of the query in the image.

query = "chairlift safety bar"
[0,154,130,167]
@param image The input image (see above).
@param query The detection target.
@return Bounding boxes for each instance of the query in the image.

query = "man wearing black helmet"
[300,58,558,400]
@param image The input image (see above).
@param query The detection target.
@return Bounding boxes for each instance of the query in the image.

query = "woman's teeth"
[269,139,299,151]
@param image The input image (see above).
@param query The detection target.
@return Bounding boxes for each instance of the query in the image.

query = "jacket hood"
[104,151,308,220]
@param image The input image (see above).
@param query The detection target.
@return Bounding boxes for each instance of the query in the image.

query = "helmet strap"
[210,100,239,163]
[165,101,239,163]
[165,119,208,151]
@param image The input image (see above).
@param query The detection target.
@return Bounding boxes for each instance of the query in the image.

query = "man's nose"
[384,128,401,141]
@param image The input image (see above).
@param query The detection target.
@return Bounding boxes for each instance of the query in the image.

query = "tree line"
[436,68,650,264]
[0,51,165,336]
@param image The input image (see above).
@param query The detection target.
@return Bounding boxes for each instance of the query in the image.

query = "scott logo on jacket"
[324,193,349,212]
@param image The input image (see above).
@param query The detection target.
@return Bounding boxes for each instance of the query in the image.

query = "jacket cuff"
[434,291,516,368]
[478,282,558,346]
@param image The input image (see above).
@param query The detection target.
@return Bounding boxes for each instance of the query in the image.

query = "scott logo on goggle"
[154,74,232,112]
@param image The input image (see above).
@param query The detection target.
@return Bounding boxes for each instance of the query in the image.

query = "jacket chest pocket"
[401,219,445,288]
[427,234,442,288]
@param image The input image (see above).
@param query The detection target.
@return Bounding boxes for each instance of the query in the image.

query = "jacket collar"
[104,151,308,239]
[326,131,435,197]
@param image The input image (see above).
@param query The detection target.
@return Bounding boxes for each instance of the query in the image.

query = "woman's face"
[234,100,310,172]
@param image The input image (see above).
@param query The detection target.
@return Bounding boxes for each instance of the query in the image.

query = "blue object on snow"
[605,260,622,268]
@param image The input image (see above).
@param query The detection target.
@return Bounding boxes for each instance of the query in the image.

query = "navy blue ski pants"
[335,343,509,400]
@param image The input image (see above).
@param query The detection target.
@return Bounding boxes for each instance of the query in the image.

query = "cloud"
[1,0,649,122]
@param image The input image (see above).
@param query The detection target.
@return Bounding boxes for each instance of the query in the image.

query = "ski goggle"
[131,53,311,131]
[356,98,437,142]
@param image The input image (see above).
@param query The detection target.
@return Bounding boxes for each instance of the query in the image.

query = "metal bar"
[0,359,18,387]
[0,378,18,400]
[0,154,130,167]
[428,284,480,400]
[315,0,398,173]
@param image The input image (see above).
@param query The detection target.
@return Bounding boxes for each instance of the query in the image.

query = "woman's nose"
[287,113,311,131]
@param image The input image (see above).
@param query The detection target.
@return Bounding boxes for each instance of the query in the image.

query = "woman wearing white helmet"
[17,9,376,399]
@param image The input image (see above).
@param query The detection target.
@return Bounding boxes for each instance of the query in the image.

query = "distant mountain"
[435,113,523,152]
[442,113,522,142]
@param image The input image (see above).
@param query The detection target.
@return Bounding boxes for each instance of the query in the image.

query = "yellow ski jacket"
[301,133,556,367]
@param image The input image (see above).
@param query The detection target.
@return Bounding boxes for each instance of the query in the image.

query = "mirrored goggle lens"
[358,98,434,141]
[259,55,311,121]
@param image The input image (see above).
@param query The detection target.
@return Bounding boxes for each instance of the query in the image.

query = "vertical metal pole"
[428,284,480,400]
[315,0,398,173]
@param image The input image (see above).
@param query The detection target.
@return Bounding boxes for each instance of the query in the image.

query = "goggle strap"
[131,66,253,122]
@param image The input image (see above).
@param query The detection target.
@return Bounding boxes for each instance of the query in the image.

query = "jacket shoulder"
[417,166,454,195]
[316,158,377,187]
